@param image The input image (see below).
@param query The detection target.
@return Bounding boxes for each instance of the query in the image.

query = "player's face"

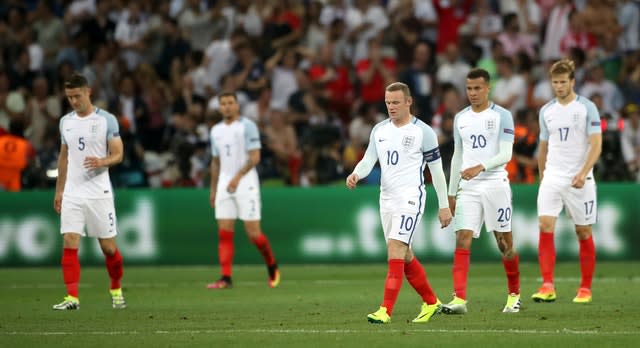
[219,96,240,120]
[385,90,411,122]
[65,87,92,115]
[466,77,490,107]
[550,73,574,99]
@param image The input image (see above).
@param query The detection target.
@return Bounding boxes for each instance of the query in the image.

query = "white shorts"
[215,183,261,221]
[380,195,425,245]
[537,177,597,225]
[454,178,512,237]
[60,196,117,238]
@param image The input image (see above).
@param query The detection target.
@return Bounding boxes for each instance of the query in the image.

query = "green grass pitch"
[1,262,639,347]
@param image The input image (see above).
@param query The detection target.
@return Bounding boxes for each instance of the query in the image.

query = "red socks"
[61,248,80,297]
[251,233,276,266]
[538,232,555,285]
[218,229,234,277]
[104,248,123,290]
[579,235,596,289]
[405,257,437,305]
[452,248,470,300]
[502,254,520,294]
[382,259,404,315]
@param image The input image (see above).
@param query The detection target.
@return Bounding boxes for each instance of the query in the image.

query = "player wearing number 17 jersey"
[532,59,602,304]
[442,68,521,315]
[346,82,452,324]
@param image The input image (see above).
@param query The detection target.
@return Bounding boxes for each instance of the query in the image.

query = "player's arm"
[422,125,452,228]
[228,120,262,193]
[84,115,124,169]
[209,155,220,207]
[448,116,462,214]
[573,103,602,188]
[54,143,68,214]
[537,109,550,181]
[347,129,379,189]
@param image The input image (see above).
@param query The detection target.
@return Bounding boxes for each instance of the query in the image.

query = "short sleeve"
[539,109,549,141]
[105,113,120,140]
[498,108,515,142]
[584,99,602,135]
[59,116,67,145]
[243,118,261,151]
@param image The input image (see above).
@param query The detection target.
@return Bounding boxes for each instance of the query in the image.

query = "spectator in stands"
[493,56,527,115]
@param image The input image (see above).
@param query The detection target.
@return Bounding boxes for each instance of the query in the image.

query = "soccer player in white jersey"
[532,59,602,304]
[346,82,453,324]
[52,74,126,310]
[207,92,280,289]
[442,68,521,315]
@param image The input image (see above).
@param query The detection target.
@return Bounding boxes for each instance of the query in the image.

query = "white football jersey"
[453,102,515,180]
[59,108,119,198]
[367,117,440,202]
[539,95,601,180]
[210,117,261,189]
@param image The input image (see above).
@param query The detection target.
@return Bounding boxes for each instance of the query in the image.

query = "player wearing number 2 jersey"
[532,59,602,304]
[346,82,452,324]
[442,68,521,315]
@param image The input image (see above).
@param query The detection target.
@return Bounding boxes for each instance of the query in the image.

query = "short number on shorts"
[497,207,511,222]
[558,127,569,141]
[386,150,399,165]
[470,134,487,148]
[108,212,114,226]
[584,200,594,215]
[400,214,415,231]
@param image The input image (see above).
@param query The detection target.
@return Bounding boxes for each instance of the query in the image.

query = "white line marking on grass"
[3,328,640,336]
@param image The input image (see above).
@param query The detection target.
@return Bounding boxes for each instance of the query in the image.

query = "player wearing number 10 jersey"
[346,82,452,324]
[442,68,521,315]
[532,59,602,304]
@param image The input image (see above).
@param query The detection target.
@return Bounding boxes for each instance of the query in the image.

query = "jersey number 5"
[78,137,85,151]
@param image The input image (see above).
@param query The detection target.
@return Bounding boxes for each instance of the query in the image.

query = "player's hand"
[54,192,62,214]
[571,174,586,188]
[460,164,484,181]
[346,173,359,189]
[209,190,216,208]
[448,196,457,216]
[227,176,240,193]
[83,156,104,169]
[438,207,453,228]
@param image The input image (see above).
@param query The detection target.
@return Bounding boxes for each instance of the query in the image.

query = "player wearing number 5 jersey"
[532,59,602,304]
[346,82,453,324]
[442,68,521,315]
[53,74,126,310]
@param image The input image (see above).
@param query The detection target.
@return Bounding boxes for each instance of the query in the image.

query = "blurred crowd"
[1,0,640,191]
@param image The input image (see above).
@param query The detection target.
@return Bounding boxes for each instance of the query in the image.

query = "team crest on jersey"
[485,119,495,130]
[402,135,415,148]
[91,124,98,134]
[573,113,580,122]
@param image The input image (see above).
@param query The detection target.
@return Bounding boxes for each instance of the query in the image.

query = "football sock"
[104,248,123,290]
[218,229,234,278]
[502,254,520,295]
[405,257,437,305]
[61,248,80,298]
[539,232,555,285]
[579,235,595,289]
[251,233,276,267]
[453,248,470,300]
[382,259,405,315]
[288,155,302,186]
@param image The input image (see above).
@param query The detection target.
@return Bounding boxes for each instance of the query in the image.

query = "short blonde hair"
[549,59,575,79]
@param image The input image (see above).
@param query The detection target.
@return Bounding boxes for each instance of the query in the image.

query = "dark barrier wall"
[1,184,638,266]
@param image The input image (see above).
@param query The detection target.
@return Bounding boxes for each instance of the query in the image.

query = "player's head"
[218,91,240,120]
[64,73,92,115]
[385,82,412,122]
[465,68,491,108]
[549,59,575,100]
